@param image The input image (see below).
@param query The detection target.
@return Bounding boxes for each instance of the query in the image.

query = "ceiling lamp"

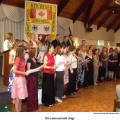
[115,0,120,5]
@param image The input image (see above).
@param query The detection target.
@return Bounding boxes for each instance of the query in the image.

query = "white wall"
[73,21,114,46]
[57,16,73,42]
[57,16,115,47]
[114,29,120,46]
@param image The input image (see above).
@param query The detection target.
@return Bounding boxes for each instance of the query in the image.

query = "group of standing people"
[3,32,120,112]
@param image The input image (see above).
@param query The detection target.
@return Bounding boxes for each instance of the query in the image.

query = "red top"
[43,53,55,74]
[78,44,82,49]
[14,57,25,77]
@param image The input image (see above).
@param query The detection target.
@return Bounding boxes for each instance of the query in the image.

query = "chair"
[114,99,120,112]
[114,85,120,112]
[116,85,120,100]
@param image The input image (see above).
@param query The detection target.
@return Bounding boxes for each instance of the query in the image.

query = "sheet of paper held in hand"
[27,63,45,74]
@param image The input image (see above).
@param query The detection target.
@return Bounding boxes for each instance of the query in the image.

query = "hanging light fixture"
[114,0,120,5]
[110,0,120,14]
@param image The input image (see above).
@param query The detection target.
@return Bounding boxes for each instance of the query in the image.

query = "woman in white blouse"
[55,45,65,103]
[3,33,13,51]
[68,46,77,95]
[28,33,37,48]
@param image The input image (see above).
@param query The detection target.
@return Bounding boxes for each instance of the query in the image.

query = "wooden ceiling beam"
[84,0,94,28]
[0,0,3,4]
[58,0,70,15]
[71,0,89,23]
[88,0,112,27]
[107,15,120,31]
[97,10,112,30]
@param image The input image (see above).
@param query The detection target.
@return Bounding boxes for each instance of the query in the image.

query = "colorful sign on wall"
[25,1,57,43]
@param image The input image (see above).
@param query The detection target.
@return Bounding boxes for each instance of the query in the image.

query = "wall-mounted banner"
[25,1,57,43]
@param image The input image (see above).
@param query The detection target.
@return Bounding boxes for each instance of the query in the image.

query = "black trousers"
[42,73,55,106]
[68,68,77,94]
[55,71,64,98]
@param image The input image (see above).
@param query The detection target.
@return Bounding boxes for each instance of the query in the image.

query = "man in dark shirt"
[68,35,74,46]
[62,36,70,46]
[52,34,61,48]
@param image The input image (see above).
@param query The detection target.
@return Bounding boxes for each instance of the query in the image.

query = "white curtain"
[0,19,4,52]
[0,18,24,52]
[0,4,24,22]
[0,4,25,52]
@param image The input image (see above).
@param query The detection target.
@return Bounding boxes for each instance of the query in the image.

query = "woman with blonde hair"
[29,33,37,48]
[3,32,13,51]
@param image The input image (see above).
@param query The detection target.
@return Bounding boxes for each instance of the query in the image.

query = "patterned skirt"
[26,76,38,111]
[64,67,69,85]
[8,67,14,92]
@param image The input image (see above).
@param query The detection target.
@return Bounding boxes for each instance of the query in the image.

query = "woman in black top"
[26,48,38,111]
[108,49,118,80]
[84,49,94,87]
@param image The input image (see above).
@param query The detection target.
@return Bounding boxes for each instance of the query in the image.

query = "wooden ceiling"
[2,0,120,32]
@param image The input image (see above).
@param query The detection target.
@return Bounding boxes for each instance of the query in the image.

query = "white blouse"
[10,49,16,63]
[68,53,77,69]
[32,41,38,49]
[55,54,65,71]
[4,40,11,51]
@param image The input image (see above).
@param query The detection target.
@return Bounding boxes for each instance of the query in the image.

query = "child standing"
[8,39,22,92]
[11,47,28,112]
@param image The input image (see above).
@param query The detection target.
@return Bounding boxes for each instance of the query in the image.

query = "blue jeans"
[81,69,85,85]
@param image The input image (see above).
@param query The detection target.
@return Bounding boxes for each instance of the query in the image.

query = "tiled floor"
[8,79,120,112]
[0,77,8,93]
